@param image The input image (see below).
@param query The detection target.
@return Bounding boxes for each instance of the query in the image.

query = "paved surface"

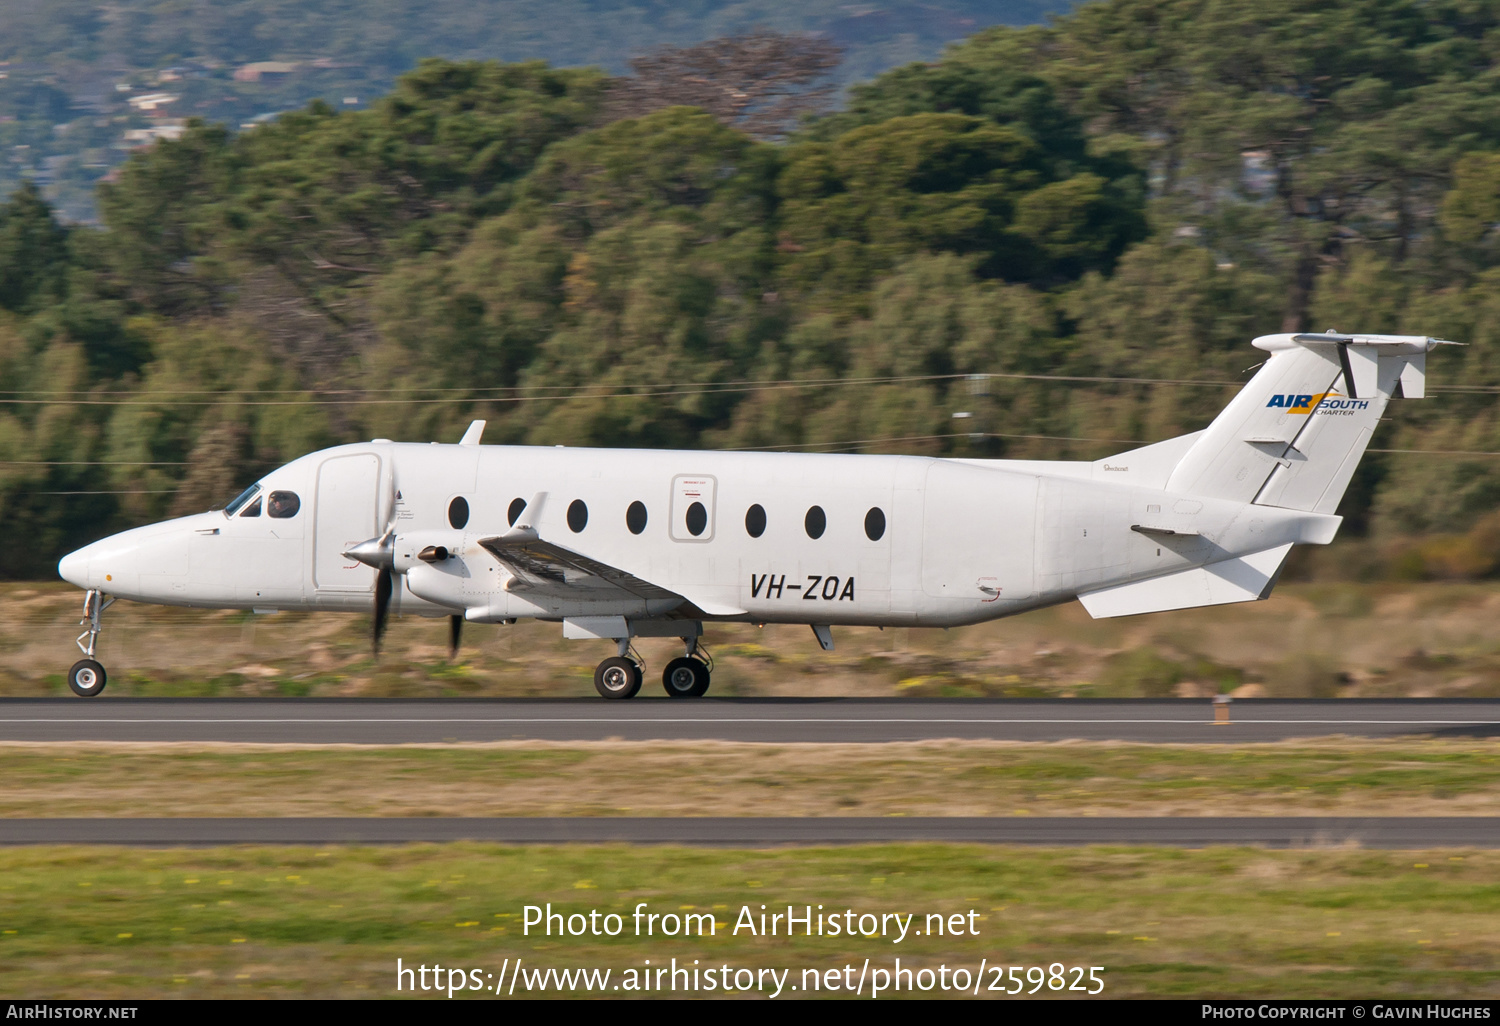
[0,698,1496,744]
[2,817,1496,847]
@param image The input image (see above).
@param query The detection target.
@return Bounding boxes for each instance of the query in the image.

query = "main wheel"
[594,656,642,700]
[661,656,710,698]
[67,659,107,698]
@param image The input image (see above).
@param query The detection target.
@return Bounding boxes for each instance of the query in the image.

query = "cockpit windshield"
[223,483,262,517]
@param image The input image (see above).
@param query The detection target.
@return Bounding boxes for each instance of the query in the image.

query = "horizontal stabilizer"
[1078,544,1293,619]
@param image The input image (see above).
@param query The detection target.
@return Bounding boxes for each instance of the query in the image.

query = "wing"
[476,530,682,602]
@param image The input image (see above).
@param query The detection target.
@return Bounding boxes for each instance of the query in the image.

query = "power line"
[1367,448,1500,456]
[721,431,1149,452]
[0,461,188,466]
[0,369,1490,407]
[0,370,1242,399]
[18,442,1500,486]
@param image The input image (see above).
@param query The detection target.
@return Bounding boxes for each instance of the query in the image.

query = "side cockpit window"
[239,497,262,518]
[223,483,261,517]
[267,490,301,519]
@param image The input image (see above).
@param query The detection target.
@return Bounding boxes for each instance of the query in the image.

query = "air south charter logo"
[1266,390,1370,415]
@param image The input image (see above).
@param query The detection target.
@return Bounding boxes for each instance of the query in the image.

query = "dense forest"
[5,0,1500,581]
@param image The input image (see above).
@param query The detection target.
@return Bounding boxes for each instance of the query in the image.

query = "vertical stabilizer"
[1163,333,1452,512]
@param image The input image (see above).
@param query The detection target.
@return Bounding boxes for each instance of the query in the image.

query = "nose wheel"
[67,589,113,698]
[68,659,107,698]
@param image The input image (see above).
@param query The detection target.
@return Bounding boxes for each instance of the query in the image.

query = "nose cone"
[58,545,92,588]
[56,515,201,594]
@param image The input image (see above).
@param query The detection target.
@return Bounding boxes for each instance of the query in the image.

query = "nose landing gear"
[68,589,113,698]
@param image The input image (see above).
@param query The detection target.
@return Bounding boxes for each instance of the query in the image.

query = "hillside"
[0,0,1065,222]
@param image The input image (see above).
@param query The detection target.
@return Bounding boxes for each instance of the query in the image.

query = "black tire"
[594,656,642,700]
[662,656,710,698]
[67,659,107,698]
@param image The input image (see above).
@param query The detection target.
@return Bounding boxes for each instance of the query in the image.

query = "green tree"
[779,113,1143,296]
[0,181,69,314]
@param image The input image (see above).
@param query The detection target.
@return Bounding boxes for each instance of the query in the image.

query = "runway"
[2,816,1497,847]
[0,698,1495,744]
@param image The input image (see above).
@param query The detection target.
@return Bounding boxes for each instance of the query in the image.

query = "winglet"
[458,420,486,446]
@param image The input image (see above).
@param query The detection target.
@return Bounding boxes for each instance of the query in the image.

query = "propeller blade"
[372,567,393,655]
[448,614,462,659]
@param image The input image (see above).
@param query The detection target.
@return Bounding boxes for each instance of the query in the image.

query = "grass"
[0,844,1496,998]
[8,580,1500,699]
[2,739,1498,818]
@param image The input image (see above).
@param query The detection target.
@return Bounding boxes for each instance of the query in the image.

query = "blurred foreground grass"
[3,739,1499,817]
[0,844,1495,998]
[7,580,1500,699]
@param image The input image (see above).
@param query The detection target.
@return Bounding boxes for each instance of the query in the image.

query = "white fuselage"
[58,438,1340,629]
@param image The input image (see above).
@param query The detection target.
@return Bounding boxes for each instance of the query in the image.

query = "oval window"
[448,496,470,530]
[804,505,826,539]
[745,503,766,538]
[507,497,526,526]
[626,500,648,535]
[685,501,707,537]
[267,491,301,519]
[567,499,588,533]
[864,506,886,541]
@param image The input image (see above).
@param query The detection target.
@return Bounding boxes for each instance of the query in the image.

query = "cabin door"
[313,453,381,591]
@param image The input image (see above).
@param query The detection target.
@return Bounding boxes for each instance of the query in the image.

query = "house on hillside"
[123,120,187,147]
[127,92,179,115]
[233,62,297,83]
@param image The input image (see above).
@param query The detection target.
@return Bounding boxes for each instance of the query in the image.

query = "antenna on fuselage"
[459,420,486,446]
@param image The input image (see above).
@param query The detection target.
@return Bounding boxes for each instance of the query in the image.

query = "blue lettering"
[1267,395,1286,408]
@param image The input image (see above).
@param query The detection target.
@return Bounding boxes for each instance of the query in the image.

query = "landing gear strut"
[662,637,711,698]
[593,640,643,700]
[68,589,112,698]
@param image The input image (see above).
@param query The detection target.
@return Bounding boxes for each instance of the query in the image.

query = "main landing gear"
[68,589,113,698]
[593,654,643,699]
[661,655,710,698]
[591,637,711,700]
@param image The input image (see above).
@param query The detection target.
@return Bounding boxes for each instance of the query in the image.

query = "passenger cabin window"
[239,497,262,518]
[685,501,707,537]
[448,496,470,530]
[805,505,826,539]
[626,500,648,535]
[864,507,886,541]
[223,483,260,517]
[745,504,766,538]
[567,499,588,533]
[508,497,526,526]
[267,491,301,519]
